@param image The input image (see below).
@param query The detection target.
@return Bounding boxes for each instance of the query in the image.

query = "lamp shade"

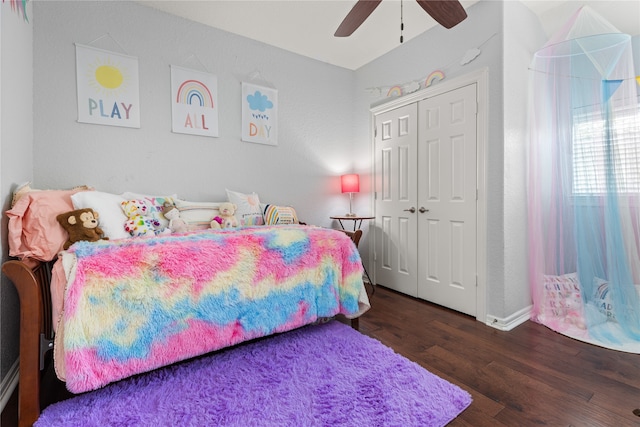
[341,174,360,193]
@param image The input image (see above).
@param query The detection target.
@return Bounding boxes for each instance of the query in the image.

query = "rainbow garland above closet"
[366,32,496,98]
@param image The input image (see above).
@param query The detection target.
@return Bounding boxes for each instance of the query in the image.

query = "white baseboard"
[0,359,19,414]
[485,305,532,331]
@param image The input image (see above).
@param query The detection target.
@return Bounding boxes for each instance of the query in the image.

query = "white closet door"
[417,83,478,316]
[373,103,419,297]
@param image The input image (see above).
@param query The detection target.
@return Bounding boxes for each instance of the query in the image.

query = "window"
[572,99,640,194]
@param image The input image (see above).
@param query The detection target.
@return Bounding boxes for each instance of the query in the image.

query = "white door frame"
[370,68,488,323]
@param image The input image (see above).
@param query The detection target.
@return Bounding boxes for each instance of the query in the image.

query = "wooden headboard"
[3,259,55,427]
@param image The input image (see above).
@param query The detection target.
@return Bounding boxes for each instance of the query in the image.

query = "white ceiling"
[139,0,640,70]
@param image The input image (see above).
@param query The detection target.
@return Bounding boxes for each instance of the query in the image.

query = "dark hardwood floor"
[3,285,640,426]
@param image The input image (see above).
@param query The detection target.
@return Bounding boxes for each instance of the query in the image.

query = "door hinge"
[374,192,377,200]
[476,275,478,287]
[476,189,479,200]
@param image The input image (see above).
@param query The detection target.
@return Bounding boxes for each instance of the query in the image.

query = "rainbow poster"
[75,44,140,128]
[241,82,277,146]
[171,65,219,137]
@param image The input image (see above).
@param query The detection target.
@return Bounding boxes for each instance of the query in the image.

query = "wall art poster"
[75,44,140,128]
[242,82,277,146]
[171,65,219,137]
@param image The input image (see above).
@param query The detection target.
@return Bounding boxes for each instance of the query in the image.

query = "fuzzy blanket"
[56,226,369,393]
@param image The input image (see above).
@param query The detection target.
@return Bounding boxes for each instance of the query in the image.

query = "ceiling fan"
[334,0,468,37]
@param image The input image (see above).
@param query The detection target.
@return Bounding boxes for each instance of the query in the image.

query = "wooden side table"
[330,216,375,291]
[330,215,375,232]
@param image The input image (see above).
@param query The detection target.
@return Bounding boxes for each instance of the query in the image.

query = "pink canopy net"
[528,6,640,352]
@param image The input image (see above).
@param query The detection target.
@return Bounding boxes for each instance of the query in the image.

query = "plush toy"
[562,294,586,329]
[56,208,108,250]
[218,202,238,228]
[210,216,223,229]
[121,199,169,237]
[162,202,188,234]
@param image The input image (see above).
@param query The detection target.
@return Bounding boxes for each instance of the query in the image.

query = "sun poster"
[170,66,219,137]
[75,44,140,128]
[242,82,277,146]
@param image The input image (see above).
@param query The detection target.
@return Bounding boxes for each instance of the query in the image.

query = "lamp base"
[345,192,356,218]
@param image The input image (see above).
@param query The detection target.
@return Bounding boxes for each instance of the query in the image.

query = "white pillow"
[591,278,640,322]
[542,272,583,319]
[174,199,222,230]
[71,191,129,240]
[226,189,264,226]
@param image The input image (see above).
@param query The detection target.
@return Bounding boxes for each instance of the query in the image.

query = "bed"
[3,187,370,427]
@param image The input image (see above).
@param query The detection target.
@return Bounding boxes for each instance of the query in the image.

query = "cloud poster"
[171,66,219,137]
[242,83,277,146]
[75,44,140,128]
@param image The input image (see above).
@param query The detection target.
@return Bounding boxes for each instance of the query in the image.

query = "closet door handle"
[419,207,429,213]
[404,207,416,213]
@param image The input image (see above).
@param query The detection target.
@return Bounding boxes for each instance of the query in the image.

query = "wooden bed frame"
[3,260,55,427]
[3,258,361,427]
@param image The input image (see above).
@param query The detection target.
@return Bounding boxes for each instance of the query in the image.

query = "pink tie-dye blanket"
[56,225,370,393]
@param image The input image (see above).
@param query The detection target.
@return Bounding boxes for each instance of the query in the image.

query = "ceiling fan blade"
[334,0,383,37]
[415,0,467,29]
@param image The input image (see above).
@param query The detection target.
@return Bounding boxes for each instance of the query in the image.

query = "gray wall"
[634,36,640,70]
[0,0,33,399]
[502,1,548,319]
[33,1,356,226]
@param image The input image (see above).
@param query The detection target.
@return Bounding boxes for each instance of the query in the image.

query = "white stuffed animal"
[218,202,238,228]
[162,202,188,234]
[122,199,168,237]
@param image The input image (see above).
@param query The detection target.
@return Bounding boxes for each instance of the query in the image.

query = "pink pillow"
[6,188,89,262]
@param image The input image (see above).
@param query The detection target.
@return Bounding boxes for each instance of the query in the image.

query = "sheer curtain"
[528,6,640,352]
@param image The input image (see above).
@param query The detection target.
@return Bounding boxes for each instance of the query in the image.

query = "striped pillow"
[263,205,299,225]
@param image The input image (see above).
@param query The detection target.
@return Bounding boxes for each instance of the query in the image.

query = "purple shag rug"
[36,321,471,426]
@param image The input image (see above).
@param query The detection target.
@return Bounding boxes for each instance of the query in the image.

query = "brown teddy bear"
[57,208,108,250]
